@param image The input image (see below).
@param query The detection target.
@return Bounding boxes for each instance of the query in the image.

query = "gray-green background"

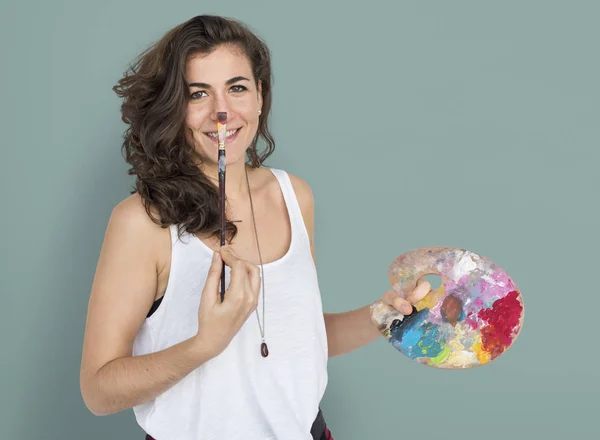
[2,1,598,439]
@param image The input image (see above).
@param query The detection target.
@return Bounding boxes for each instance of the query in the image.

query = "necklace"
[245,166,268,358]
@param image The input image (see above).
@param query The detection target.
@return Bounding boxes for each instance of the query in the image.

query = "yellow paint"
[445,351,477,368]
[447,323,466,352]
[472,338,490,364]
[416,285,445,311]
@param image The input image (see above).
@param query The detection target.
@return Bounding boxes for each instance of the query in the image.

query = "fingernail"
[403,305,412,314]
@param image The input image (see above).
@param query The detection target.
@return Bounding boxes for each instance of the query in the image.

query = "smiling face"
[185,44,263,167]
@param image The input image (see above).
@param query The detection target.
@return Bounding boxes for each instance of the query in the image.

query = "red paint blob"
[478,290,523,360]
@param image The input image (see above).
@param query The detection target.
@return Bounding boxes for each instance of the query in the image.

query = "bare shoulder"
[286,172,314,211]
[256,166,316,232]
[253,166,315,223]
[111,192,171,274]
[111,192,163,233]
[256,167,315,213]
[288,173,313,198]
[285,171,316,256]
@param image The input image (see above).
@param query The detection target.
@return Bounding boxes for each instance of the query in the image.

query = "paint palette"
[370,247,524,369]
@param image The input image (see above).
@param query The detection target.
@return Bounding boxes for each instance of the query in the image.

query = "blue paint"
[414,323,444,357]
[389,308,445,358]
[400,325,425,349]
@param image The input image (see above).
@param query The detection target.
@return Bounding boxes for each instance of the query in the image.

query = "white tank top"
[132,168,329,440]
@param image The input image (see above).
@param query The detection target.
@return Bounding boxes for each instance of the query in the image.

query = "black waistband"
[310,408,326,439]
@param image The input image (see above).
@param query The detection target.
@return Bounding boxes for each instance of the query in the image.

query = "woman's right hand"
[195,245,262,357]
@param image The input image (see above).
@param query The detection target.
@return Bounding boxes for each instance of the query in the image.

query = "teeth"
[207,128,238,138]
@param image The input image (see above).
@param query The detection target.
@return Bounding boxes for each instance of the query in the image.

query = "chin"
[199,146,247,166]
[225,151,246,165]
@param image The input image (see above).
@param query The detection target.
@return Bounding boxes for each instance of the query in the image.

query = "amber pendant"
[260,342,269,357]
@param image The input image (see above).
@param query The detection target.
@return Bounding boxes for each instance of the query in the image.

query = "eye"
[190,90,207,100]
[230,85,248,93]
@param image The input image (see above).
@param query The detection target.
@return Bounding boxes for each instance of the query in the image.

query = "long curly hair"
[112,15,275,242]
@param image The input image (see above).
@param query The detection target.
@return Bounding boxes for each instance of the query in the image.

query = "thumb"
[203,251,223,306]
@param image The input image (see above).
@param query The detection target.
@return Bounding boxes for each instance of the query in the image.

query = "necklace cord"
[245,166,266,340]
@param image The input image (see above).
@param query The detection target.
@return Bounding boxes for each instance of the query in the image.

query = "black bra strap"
[146,296,163,318]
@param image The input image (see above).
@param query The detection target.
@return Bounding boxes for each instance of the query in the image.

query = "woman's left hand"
[380,278,431,315]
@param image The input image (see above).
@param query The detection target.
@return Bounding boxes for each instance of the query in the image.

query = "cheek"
[231,99,258,119]
[184,111,206,147]
[185,105,206,129]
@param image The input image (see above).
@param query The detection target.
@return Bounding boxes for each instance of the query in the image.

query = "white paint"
[482,273,506,287]
[452,252,478,280]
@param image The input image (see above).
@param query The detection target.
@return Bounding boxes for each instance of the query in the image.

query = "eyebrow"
[188,76,251,89]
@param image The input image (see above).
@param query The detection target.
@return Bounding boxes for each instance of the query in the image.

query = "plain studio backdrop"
[1,1,598,439]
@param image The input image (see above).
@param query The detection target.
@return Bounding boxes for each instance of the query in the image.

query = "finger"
[247,263,261,298]
[244,275,258,312]
[227,259,248,297]
[407,279,431,304]
[218,247,243,291]
[219,245,238,267]
[382,290,413,315]
[381,290,398,306]
[221,245,258,279]
[417,277,431,288]
[219,246,259,303]
[240,261,260,304]
[203,251,223,306]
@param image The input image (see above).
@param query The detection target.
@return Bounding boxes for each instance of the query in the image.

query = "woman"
[80,15,430,440]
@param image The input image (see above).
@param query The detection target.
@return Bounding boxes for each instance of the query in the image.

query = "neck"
[201,159,252,200]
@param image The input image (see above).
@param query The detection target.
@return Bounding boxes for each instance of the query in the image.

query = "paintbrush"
[217,111,227,302]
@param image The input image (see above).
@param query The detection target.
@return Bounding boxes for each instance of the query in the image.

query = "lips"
[204,127,241,142]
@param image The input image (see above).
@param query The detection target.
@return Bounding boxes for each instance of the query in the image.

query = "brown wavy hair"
[112,15,275,242]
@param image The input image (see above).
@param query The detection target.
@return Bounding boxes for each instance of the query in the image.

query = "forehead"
[186,44,254,83]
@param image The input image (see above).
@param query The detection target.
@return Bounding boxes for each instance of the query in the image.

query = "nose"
[209,93,231,122]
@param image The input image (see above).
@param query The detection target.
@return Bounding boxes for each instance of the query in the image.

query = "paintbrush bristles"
[217,112,227,151]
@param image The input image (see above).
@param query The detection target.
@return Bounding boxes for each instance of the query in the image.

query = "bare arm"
[84,338,213,416]
[79,195,215,416]
[323,307,383,357]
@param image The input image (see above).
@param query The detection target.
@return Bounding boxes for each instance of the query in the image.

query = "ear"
[257,79,263,111]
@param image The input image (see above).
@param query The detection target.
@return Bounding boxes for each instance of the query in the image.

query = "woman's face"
[185,44,263,168]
